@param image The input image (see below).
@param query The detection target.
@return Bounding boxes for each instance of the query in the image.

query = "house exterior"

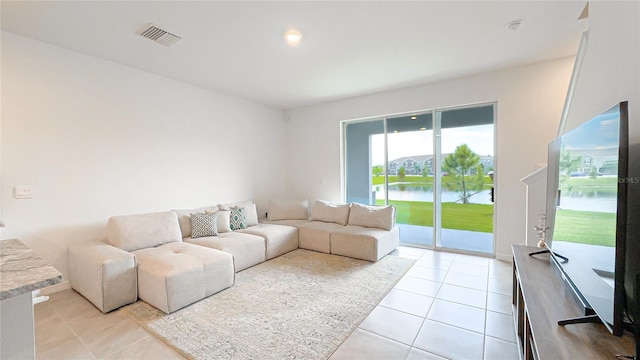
[565,147,618,176]
[387,155,433,176]
[387,154,494,176]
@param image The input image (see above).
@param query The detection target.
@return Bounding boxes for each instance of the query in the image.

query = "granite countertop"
[0,239,63,300]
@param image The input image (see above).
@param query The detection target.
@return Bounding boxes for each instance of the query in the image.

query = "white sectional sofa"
[67,199,398,314]
[174,201,299,265]
[267,200,399,262]
[173,204,267,272]
[68,211,235,314]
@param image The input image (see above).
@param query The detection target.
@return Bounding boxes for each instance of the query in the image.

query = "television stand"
[528,248,569,262]
[558,314,601,326]
[512,245,634,359]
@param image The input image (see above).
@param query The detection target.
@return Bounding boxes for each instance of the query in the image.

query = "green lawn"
[369,177,616,245]
[371,175,494,233]
[553,208,616,246]
[561,176,617,194]
[376,199,493,233]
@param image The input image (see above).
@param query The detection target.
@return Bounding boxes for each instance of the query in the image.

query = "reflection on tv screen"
[553,111,619,248]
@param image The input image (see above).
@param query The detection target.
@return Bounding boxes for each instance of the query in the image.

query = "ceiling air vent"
[140,24,181,47]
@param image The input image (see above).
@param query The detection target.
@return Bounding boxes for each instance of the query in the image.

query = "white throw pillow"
[310,200,350,225]
[347,203,396,230]
[206,210,232,233]
[267,199,309,221]
[217,201,258,226]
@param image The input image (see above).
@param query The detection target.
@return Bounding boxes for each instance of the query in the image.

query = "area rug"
[122,249,414,360]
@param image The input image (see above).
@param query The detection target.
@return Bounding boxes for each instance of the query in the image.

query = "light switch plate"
[14,185,33,199]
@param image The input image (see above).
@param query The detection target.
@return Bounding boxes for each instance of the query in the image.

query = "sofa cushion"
[229,207,247,230]
[207,209,232,233]
[310,200,350,225]
[218,201,258,226]
[330,225,400,262]
[243,203,259,226]
[107,211,182,252]
[191,212,218,238]
[297,221,344,254]
[239,224,299,260]
[132,242,234,314]
[67,240,137,313]
[185,232,266,272]
[267,199,309,221]
[347,203,396,230]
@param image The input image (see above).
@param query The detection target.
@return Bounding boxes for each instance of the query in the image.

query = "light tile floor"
[34,246,517,360]
[34,289,186,360]
[329,247,519,360]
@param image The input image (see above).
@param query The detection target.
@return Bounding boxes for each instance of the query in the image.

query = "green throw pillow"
[230,207,247,230]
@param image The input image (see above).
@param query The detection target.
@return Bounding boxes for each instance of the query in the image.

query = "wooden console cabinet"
[512,245,635,359]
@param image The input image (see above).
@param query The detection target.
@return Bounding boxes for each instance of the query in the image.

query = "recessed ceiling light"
[505,20,523,31]
[393,130,399,133]
[285,29,302,46]
[411,116,417,120]
[419,127,426,131]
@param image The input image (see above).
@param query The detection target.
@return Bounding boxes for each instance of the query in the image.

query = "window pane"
[438,106,494,254]
[386,113,434,247]
[345,120,384,205]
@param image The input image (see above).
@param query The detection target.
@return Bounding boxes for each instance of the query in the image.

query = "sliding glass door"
[344,103,495,255]
[384,113,435,247]
[435,106,495,253]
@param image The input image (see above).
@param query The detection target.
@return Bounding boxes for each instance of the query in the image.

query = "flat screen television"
[545,101,635,337]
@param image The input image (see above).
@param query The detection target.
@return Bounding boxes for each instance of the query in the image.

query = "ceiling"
[0,1,588,110]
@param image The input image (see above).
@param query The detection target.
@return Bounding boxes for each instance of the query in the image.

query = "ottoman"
[132,242,234,314]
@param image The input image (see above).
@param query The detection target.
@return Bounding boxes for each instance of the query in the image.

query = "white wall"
[564,2,639,271]
[1,31,286,279]
[565,2,639,137]
[285,57,575,260]
[565,2,639,134]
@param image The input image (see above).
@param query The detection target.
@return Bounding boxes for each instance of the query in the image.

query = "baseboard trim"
[39,280,71,295]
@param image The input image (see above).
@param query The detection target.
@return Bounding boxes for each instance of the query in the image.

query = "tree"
[558,150,583,186]
[372,165,384,177]
[415,164,421,176]
[442,144,485,204]
[398,166,406,179]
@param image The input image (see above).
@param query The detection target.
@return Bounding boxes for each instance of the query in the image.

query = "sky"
[371,124,494,166]
[562,111,619,150]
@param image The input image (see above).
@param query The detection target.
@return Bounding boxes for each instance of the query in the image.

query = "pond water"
[559,190,617,213]
[374,183,492,204]
[373,183,617,212]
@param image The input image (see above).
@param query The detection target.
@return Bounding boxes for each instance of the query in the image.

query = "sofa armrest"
[68,241,137,313]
